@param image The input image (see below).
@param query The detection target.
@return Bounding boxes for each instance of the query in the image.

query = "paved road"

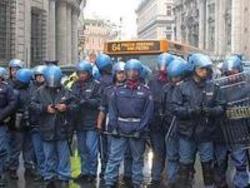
[4,149,237,188]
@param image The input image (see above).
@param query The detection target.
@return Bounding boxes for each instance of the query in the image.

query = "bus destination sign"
[106,41,161,54]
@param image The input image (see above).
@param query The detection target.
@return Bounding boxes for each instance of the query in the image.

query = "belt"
[118,117,141,123]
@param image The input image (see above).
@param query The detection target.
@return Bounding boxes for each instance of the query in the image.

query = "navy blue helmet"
[222,55,243,74]
[0,67,8,80]
[96,54,112,71]
[16,68,33,84]
[167,58,188,78]
[44,65,63,88]
[157,53,175,71]
[125,59,143,75]
[76,60,93,75]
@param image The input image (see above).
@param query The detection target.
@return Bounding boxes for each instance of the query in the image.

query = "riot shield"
[214,71,250,148]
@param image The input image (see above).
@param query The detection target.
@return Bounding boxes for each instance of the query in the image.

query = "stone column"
[56,0,67,65]
[198,0,206,50]
[71,1,80,64]
[48,0,56,60]
[66,3,72,64]
[231,0,242,54]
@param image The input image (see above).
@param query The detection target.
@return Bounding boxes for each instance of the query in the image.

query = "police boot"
[122,176,133,187]
[201,161,215,187]
[132,183,144,188]
[148,180,161,188]
[0,175,7,187]
[9,169,18,180]
[73,173,89,183]
[175,163,192,188]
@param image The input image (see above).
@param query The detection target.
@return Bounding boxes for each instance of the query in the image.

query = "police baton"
[165,116,176,143]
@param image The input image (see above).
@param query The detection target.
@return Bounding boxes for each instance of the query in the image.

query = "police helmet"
[125,59,143,75]
[44,65,63,88]
[0,67,8,80]
[188,53,213,71]
[96,54,112,71]
[157,53,175,71]
[33,65,47,76]
[76,60,93,75]
[167,58,188,78]
[9,59,25,69]
[16,68,33,84]
[222,55,243,73]
[112,61,126,76]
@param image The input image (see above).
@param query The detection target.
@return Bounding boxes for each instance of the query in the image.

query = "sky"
[84,0,142,39]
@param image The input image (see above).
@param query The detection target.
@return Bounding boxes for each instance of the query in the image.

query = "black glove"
[189,107,202,117]
[202,107,215,117]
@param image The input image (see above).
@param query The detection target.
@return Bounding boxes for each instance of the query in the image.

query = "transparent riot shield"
[214,71,250,148]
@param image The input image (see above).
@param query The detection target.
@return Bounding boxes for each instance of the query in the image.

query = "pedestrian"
[104,59,154,188]
[0,67,17,186]
[72,60,101,183]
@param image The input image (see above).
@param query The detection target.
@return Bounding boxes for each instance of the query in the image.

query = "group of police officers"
[0,52,249,188]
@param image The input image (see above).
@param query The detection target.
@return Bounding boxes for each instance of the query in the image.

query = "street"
[6,150,236,188]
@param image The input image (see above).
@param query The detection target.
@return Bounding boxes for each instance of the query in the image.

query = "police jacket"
[148,76,168,132]
[29,81,43,128]
[0,82,17,126]
[161,82,177,133]
[31,85,77,141]
[171,77,224,142]
[71,78,101,131]
[9,81,31,131]
[99,74,113,94]
[108,83,154,135]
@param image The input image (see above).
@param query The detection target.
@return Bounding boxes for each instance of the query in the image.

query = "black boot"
[201,161,215,187]
[175,163,192,188]
[9,169,18,180]
[148,180,161,188]
[0,176,7,187]
[73,173,89,183]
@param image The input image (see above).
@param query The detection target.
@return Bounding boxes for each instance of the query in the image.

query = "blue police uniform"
[172,77,223,188]
[29,81,45,178]
[0,81,16,180]
[104,83,154,186]
[71,78,101,179]
[148,75,168,182]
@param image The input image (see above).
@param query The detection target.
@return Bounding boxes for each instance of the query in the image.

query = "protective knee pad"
[175,163,192,188]
[201,161,214,186]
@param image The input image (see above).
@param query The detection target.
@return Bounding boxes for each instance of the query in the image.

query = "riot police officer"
[104,59,154,188]
[8,68,34,180]
[72,60,101,183]
[143,53,174,186]
[0,67,16,186]
[96,54,114,178]
[162,58,189,188]
[7,59,25,87]
[97,61,127,184]
[31,65,77,186]
[172,54,224,188]
[29,65,47,181]
[214,55,249,188]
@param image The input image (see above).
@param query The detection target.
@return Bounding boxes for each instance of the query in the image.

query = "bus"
[104,39,205,70]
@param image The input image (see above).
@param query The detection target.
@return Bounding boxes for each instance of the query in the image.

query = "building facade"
[78,18,119,58]
[174,0,250,58]
[136,0,175,40]
[0,0,84,67]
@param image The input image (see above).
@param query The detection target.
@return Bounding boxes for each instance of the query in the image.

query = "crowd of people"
[0,53,249,188]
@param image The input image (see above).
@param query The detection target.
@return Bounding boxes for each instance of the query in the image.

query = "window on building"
[0,0,15,62]
[31,7,46,66]
[166,5,172,16]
